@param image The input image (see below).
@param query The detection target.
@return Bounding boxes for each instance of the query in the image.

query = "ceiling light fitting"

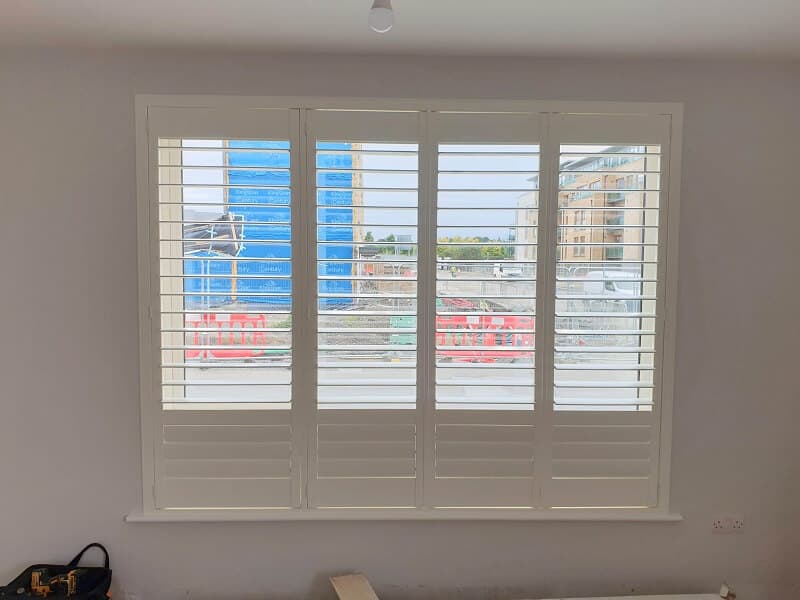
[369,0,394,33]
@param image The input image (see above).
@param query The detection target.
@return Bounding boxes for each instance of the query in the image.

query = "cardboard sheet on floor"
[330,574,380,600]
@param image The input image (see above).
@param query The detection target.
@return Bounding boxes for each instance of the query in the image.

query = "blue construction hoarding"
[184,141,355,309]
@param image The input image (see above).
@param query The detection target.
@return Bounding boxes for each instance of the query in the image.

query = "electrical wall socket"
[712,514,745,533]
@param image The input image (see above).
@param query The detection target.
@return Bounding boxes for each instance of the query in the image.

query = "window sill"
[125,508,683,523]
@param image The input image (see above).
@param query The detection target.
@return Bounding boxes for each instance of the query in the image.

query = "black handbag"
[0,543,111,599]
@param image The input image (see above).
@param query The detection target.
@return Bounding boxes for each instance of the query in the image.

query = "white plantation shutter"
[138,101,679,516]
[146,106,302,509]
[426,113,542,507]
[306,110,423,508]
[543,113,670,508]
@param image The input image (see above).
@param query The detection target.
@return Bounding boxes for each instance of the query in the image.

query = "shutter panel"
[427,113,542,508]
[545,113,669,508]
[307,110,423,508]
[148,107,302,509]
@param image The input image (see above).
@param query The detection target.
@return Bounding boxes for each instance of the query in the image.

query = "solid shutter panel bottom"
[159,409,296,508]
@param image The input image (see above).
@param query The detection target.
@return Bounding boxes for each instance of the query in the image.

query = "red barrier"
[183,310,533,364]
[436,314,534,363]
[184,313,272,360]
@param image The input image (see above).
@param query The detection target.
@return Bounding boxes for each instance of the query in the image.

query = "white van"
[493,263,523,278]
[579,270,641,312]
[583,270,639,297]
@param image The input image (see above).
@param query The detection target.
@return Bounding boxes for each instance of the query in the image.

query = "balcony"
[605,192,626,204]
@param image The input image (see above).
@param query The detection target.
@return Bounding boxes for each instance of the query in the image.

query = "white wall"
[0,49,798,600]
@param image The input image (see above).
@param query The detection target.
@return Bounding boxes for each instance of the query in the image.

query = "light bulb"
[369,0,394,33]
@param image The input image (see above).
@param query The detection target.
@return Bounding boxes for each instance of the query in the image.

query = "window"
[137,99,681,518]
[574,235,587,258]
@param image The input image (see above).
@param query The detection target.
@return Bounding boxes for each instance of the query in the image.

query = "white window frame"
[131,95,683,522]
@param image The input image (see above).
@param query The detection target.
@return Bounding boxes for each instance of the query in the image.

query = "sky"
[176,141,542,242]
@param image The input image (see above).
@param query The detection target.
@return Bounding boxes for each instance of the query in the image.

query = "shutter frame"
[136,98,681,517]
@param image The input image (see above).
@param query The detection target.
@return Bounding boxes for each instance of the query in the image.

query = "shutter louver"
[545,114,668,508]
[427,113,541,508]
[150,107,301,509]
[308,111,422,508]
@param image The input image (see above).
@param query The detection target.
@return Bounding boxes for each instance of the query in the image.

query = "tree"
[454,246,482,260]
[436,236,513,261]
[480,245,506,259]
[364,231,374,242]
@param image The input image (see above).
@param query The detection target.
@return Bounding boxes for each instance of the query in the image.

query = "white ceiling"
[3,0,800,59]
